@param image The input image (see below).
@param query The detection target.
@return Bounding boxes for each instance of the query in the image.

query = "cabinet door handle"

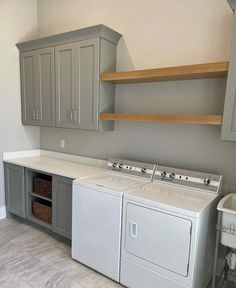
[130,222,138,239]
[33,109,36,120]
[36,108,40,120]
[73,109,77,122]
[70,109,73,122]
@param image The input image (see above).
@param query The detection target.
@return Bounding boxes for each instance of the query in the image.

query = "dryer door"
[124,203,192,277]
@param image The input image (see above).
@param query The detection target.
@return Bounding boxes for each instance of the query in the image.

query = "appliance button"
[161,171,166,177]
[169,172,175,179]
[141,168,147,173]
[204,178,211,185]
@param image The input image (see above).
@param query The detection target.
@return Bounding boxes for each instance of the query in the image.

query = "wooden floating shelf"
[100,113,223,125]
[101,61,229,84]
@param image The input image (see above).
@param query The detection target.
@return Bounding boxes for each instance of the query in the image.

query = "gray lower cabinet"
[4,163,25,218]
[5,164,73,239]
[21,47,55,127]
[52,176,72,239]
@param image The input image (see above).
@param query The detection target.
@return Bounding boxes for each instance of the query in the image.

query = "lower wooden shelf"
[100,113,223,125]
[29,192,52,202]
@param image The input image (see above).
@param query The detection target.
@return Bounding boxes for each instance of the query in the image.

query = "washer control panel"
[154,165,222,194]
[107,158,156,180]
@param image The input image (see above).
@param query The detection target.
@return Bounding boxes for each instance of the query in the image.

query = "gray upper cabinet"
[37,47,55,127]
[4,163,25,218]
[52,176,72,239]
[227,0,236,10]
[17,25,121,131]
[76,38,99,130]
[222,13,236,141]
[55,42,77,129]
[56,38,99,130]
[21,50,37,125]
[21,47,55,127]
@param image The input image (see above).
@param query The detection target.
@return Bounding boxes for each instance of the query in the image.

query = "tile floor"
[0,218,123,288]
[0,218,235,288]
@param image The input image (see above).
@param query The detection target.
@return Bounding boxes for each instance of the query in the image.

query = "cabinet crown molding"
[16,24,122,52]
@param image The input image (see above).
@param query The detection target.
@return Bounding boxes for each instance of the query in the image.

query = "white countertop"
[3,150,107,180]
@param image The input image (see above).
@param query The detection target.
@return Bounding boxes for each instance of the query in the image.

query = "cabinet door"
[124,203,192,277]
[52,176,72,239]
[4,164,25,218]
[35,47,55,127]
[75,38,99,130]
[21,51,38,125]
[222,13,236,141]
[55,43,77,129]
[21,48,55,127]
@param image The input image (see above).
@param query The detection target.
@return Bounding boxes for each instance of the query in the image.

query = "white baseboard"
[0,206,6,220]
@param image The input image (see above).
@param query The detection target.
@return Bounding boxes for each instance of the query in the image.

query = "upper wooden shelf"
[100,113,223,125]
[101,61,229,84]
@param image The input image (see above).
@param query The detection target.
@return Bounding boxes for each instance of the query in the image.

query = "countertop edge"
[3,149,107,168]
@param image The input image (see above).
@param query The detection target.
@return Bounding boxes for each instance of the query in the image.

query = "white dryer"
[72,158,156,282]
[120,165,222,288]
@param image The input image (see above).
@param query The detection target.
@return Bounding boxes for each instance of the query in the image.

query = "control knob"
[169,172,175,179]
[141,168,147,173]
[119,163,123,169]
[161,171,166,177]
[112,162,117,168]
[204,178,211,185]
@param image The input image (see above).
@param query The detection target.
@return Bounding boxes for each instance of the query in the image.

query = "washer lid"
[74,172,149,193]
[125,182,217,216]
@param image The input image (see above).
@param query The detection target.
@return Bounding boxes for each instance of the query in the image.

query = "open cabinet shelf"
[100,113,223,125]
[101,61,229,84]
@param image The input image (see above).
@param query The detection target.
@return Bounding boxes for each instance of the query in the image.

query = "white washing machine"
[120,165,222,288]
[72,158,156,282]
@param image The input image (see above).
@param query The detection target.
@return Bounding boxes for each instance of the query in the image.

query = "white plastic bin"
[226,252,236,270]
[217,193,236,249]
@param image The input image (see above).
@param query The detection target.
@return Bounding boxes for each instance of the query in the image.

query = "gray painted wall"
[38,0,236,194]
[41,78,236,193]
[0,0,40,218]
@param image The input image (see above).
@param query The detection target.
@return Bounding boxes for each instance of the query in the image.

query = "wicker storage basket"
[32,199,52,224]
[34,176,52,199]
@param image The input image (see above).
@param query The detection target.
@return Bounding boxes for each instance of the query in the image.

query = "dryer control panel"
[154,165,222,194]
[107,158,156,180]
